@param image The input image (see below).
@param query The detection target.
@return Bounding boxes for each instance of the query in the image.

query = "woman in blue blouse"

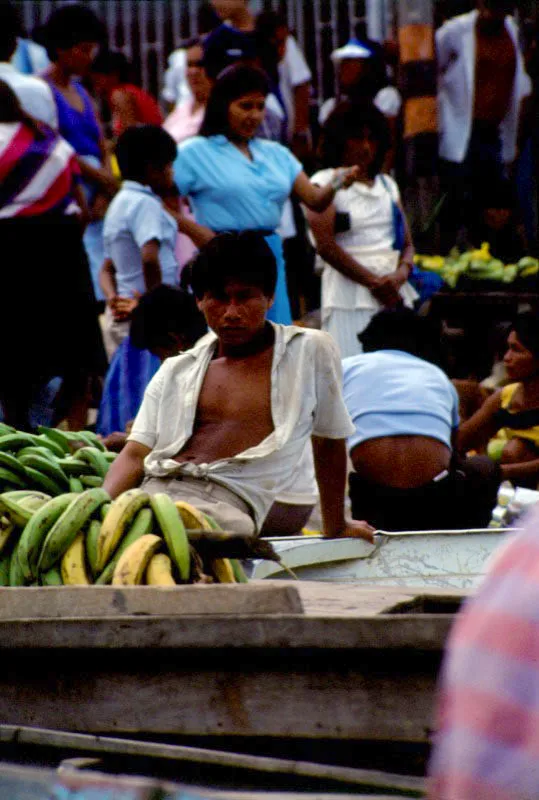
[174,64,357,323]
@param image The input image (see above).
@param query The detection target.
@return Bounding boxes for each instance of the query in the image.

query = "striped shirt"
[0,122,79,218]
[428,506,539,800]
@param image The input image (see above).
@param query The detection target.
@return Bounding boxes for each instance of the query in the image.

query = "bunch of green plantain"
[0,486,248,587]
[0,422,116,496]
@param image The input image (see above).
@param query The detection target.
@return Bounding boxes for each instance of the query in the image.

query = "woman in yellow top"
[459,311,539,488]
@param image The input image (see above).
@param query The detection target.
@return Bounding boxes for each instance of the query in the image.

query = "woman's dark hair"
[91,50,133,83]
[512,311,539,360]
[199,63,270,138]
[130,285,207,353]
[320,101,391,176]
[41,4,106,61]
[115,125,177,182]
[190,231,277,300]
[359,307,444,367]
[0,79,45,139]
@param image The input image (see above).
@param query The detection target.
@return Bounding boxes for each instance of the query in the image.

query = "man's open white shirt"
[129,323,354,528]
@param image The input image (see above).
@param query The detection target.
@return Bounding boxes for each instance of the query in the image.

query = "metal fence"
[15,0,372,109]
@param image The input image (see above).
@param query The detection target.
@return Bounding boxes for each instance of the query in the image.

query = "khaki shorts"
[141,475,256,537]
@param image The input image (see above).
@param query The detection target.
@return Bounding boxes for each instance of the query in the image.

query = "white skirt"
[322,308,376,359]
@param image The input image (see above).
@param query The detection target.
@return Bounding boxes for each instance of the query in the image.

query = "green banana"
[150,493,190,581]
[0,451,28,479]
[24,466,64,497]
[0,549,11,585]
[18,492,77,580]
[2,490,51,502]
[76,447,109,479]
[85,518,101,578]
[0,423,16,436]
[75,430,107,452]
[0,495,34,527]
[38,488,110,573]
[0,467,27,489]
[96,489,151,572]
[57,458,94,476]
[69,477,84,493]
[230,559,249,583]
[18,454,69,489]
[100,502,111,521]
[80,475,104,488]
[36,427,72,455]
[9,544,26,586]
[203,513,221,531]
[0,515,16,555]
[35,434,68,459]
[41,566,63,586]
[17,446,60,462]
[0,432,38,452]
[103,452,117,464]
[17,495,49,513]
[95,506,153,585]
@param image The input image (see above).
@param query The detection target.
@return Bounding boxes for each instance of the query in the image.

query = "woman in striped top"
[0,80,106,431]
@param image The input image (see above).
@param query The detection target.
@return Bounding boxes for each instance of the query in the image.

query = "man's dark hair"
[202,23,259,81]
[115,125,177,182]
[512,311,539,360]
[199,63,269,137]
[0,2,23,62]
[130,285,207,353]
[359,308,444,366]
[91,50,133,83]
[41,4,106,61]
[190,232,277,300]
[320,101,391,176]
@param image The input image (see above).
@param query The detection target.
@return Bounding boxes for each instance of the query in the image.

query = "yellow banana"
[96,488,151,572]
[112,533,162,585]
[211,557,236,584]
[95,506,153,585]
[61,532,90,585]
[145,553,176,586]
[175,501,212,530]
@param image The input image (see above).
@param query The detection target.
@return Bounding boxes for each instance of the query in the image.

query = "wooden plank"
[0,584,303,619]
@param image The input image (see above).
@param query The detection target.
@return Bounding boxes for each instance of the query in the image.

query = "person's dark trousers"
[349,456,500,532]
[438,121,505,255]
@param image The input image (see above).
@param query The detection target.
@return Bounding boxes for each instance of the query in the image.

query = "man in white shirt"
[436,0,531,251]
[0,3,57,129]
[103,231,374,542]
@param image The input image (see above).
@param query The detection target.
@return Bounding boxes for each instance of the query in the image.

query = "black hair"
[512,311,539,360]
[320,101,391,176]
[190,232,277,300]
[359,308,444,366]
[41,4,106,61]
[255,11,287,80]
[199,63,269,137]
[91,50,133,83]
[0,2,22,61]
[130,285,207,353]
[0,79,45,138]
[115,125,177,182]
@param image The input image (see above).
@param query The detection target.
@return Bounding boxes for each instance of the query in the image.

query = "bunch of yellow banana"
[0,422,117,497]
[0,487,249,586]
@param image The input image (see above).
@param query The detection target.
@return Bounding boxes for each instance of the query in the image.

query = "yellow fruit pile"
[415,244,539,289]
[0,487,247,587]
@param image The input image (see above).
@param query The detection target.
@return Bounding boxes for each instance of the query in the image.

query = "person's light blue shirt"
[103,181,179,298]
[342,349,460,452]
[173,135,302,231]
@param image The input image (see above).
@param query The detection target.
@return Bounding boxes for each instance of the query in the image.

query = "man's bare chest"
[195,355,273,424]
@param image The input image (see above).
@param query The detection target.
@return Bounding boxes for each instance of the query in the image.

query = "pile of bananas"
[0,422,116,496]
[0,486,247,587]
[415,245,539,289]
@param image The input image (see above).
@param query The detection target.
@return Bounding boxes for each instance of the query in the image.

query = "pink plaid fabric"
[428,504,539,800]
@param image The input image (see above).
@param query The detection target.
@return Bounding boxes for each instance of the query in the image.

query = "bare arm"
[312,435,375,542]
[168,210,216,248]
[103,440,151,499]
[500,458,539,482]
[99,257,118,303]
[293,169,358,212]
[457,390,503,453]
[141,239,163,292]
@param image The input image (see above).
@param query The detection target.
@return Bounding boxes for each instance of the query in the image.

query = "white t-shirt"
[103,180,179,298]
[162,48,192,107]
[129,324,354,529]
[278,35,312,141]
[0,62,58,129]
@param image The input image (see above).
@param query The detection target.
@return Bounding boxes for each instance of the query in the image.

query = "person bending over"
[103,231,374,541]
[343,308,500,531]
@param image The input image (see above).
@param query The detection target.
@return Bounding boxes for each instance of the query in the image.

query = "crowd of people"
[3,0,539,794]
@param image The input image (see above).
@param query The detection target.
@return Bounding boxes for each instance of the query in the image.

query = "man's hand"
[326,519,376,543]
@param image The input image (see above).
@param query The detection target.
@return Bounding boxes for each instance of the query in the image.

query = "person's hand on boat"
[327,519,375,543]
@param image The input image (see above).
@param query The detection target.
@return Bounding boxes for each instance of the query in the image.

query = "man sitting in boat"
[103,231,374,542]
[342,308,500,531]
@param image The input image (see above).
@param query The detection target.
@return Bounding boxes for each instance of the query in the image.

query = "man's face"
[210,1,248,21]
[197,280,273,347]
[478,0,515,25]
